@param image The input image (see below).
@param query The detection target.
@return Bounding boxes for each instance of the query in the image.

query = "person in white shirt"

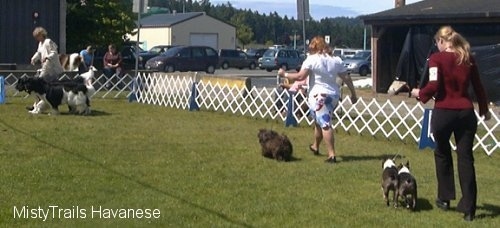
[27,27,64,113]
[31,27,64,82]
[278,36,357,163]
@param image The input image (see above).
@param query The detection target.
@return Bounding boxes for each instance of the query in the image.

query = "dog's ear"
[405,160,410,168]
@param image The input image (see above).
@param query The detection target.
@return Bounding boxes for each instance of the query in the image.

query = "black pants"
[431,108,477,214]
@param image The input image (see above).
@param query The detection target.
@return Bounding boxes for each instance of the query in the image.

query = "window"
[192,48,204,58]
[206,48,218,57]
[179,48,191,58]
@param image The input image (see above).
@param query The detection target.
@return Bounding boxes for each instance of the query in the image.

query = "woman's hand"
[278,68,286,77]
[410,88,420,98]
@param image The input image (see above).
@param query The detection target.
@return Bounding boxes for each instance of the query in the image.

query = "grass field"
[0,96,499,227]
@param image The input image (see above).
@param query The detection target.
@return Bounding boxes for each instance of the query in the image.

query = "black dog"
[381,158,398,207]
[257,129,293,161]
[15,77,90,115]
[395,161,418,210]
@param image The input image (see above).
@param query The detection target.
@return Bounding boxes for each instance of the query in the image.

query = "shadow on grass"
[262,156,302,162]
[0,119,253,228]
[414,198,433,212]
[339,154,407,163]
[57,109,111,116]
[477,203,500,219]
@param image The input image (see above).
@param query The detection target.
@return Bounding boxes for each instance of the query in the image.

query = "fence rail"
[2,71,498,156]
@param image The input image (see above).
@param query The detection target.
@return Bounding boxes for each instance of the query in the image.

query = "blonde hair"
[308,36,329,55]
[434,25,471,65]
[32,27,47,38]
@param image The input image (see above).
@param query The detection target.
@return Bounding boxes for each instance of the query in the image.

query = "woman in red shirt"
[411,26,491,221]
[103,44,123,89]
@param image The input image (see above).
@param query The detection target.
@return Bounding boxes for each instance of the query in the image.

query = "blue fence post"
[419,108,435,150]
[189,81,199,111]
[285,91,298,127]
[0,76,5,104]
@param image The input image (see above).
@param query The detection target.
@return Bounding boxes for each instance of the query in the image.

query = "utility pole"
[297,0,309,53]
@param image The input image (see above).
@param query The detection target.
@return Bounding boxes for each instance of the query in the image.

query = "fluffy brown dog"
[257,129,293,161]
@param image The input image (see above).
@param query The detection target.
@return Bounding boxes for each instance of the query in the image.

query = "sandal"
[324,156,337,164]
[309,144,320,155]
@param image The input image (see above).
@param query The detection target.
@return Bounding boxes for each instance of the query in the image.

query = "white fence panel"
[3,71,498,156]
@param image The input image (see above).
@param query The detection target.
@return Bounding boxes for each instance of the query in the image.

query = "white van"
[333,48,362,59]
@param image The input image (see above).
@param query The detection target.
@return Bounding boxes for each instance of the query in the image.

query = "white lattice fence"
[135,72,195,110]
[132,72,499,156]
[1,71,134,98]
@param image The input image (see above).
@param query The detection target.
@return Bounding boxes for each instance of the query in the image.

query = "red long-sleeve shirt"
[419,52,489,116]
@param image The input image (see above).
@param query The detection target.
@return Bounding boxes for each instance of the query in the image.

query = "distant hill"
[212,1,360,19]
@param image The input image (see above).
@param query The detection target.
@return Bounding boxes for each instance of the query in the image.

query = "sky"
[212,0,423,19]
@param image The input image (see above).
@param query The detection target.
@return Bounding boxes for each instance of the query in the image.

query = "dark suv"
[145,46,219,74]
[259,49,304,72]
[218,49,257,70]
[138,45,176,69]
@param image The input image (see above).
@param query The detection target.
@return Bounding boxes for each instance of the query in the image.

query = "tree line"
[66,0,369,52]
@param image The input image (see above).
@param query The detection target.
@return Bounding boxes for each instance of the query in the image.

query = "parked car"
[218,49,257,70]
[245,48,267,60]
[138,45,176,69]
[259,49,304,72]
[144,45,219,74]
[343,50,371,76]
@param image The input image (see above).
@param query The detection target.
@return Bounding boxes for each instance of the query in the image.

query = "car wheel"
[249,62,256,70]
[359,66,369,76]
[206,65,216,74]
[266,68,273,72]
[165,65,175,72]
[280,64,288,71]
[222,62,229,69]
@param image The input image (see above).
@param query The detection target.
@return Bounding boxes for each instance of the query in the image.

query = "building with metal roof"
[129,12,236,50]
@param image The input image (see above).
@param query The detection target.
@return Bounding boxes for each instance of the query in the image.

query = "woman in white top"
[278,36,357,163]
[31,26,64,82]
[27,27,64,113]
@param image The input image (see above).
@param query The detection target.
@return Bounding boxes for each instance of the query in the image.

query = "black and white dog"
[395,161,418,210]
[381,158,398,207]
[16,67,96,115]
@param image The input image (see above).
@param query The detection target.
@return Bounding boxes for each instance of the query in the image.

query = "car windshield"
[161,46,183,57]
[149,46,167,54]
[263,49,277,57]
[246,49,257,55]
[351,51,371,59]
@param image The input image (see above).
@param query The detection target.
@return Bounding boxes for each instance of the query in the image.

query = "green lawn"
[0,96,499,227]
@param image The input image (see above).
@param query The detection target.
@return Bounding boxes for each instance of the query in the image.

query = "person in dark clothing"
[411,25,491,222]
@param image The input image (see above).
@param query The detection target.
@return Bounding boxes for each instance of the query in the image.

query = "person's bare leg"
[322,127,336,158]
[310,124,323,152]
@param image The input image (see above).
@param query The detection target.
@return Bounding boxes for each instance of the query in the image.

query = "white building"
[129,12,236,50]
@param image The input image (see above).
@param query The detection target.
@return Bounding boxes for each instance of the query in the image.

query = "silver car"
[259,49,304,72]
[343,51,371,76]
